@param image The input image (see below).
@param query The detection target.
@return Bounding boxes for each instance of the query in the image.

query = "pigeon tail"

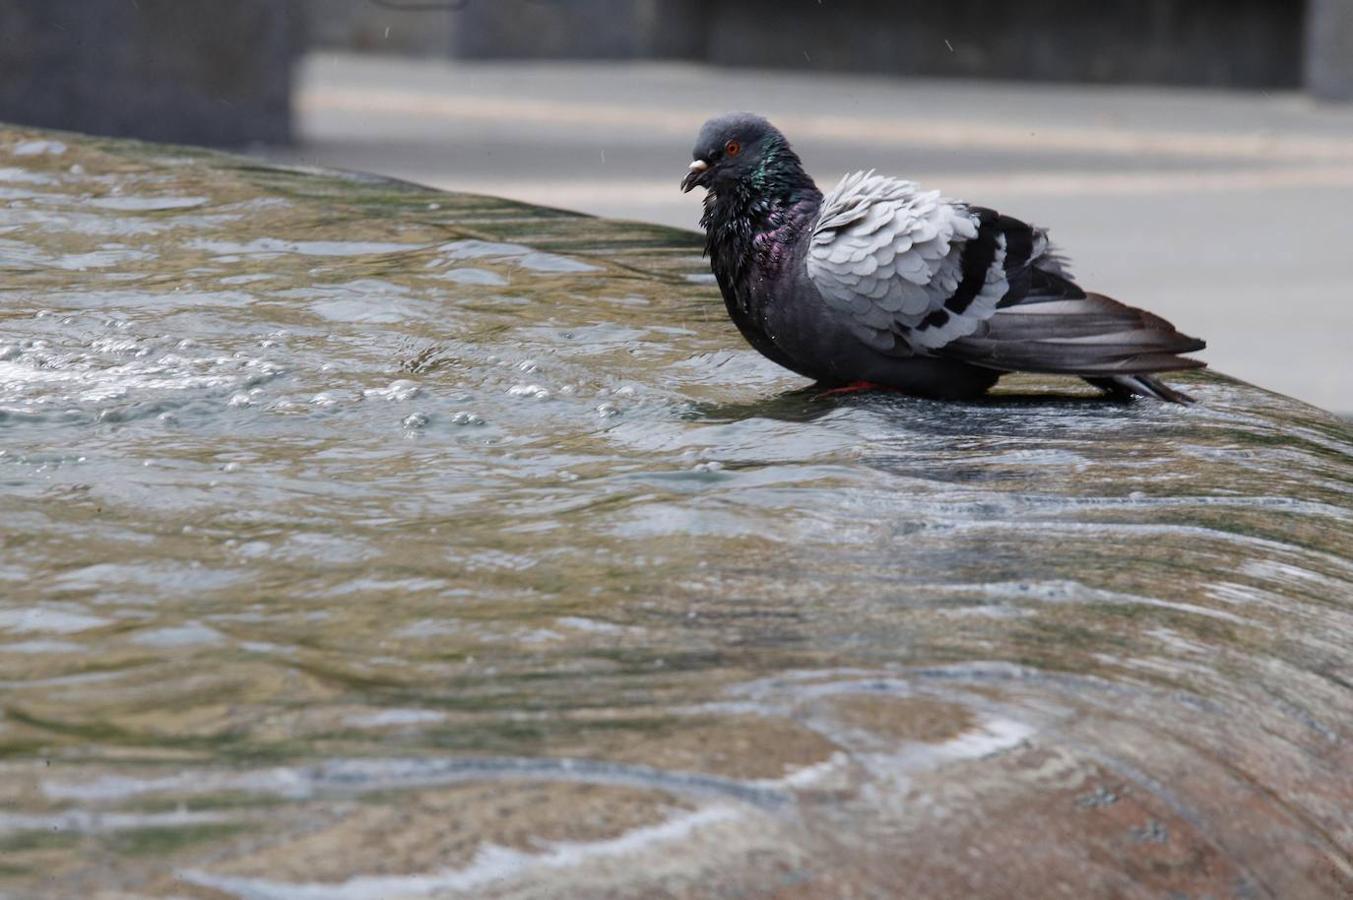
[944,272,1206,399]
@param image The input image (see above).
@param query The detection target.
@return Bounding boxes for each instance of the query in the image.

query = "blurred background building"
[1,0,1350,411]
[3,0,1350,147]
[315,0,1353,98]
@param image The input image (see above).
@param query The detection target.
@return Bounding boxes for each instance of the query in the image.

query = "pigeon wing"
[806,172,1049,354]
[805,172,1204,390]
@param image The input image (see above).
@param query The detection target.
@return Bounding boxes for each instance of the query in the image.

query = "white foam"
[10,140,66,157]
[0,808,232,835]
[0,607,112,634]
[130,622,225,648]
[177,804,738,900]
[343,709,447,729]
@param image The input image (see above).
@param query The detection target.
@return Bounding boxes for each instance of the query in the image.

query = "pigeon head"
[681,113,796,194]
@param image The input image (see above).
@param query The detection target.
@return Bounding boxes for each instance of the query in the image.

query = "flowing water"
[1,128,1351,898]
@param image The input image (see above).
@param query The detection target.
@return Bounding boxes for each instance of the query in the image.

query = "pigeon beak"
[680,159,709,193]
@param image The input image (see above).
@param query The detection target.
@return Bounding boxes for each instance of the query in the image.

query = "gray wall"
[0,0,300,146]
[704,1,1303,88]
[440,0,1308,90]
[450,0,703,60]
[305,0,454,57]
[1306,0,1353,100]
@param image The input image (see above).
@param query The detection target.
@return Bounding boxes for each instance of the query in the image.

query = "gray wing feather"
[806,171,998,354]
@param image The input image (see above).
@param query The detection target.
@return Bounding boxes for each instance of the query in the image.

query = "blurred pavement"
[260,53,1353,413]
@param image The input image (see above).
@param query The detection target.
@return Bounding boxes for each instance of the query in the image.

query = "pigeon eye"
[724,140,741,157]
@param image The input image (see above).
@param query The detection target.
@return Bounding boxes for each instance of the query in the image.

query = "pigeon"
[680,113,1206,403]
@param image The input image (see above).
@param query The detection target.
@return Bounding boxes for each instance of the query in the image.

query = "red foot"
[816,381,885,398]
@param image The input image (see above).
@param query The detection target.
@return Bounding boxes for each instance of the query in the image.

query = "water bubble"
[365,380,420,402]
[693,460,724,472]
[596,403,619,418]
[311,392,340,407]
[450,411,484,426]
[402,412,430,429]
[507,383,550,400]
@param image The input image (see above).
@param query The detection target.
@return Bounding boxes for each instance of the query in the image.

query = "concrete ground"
[260,53,1353,414]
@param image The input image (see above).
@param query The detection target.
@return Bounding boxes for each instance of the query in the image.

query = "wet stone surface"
[0,126,1351,898]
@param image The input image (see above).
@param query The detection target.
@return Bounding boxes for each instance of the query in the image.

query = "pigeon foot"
[816,381,886,398]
